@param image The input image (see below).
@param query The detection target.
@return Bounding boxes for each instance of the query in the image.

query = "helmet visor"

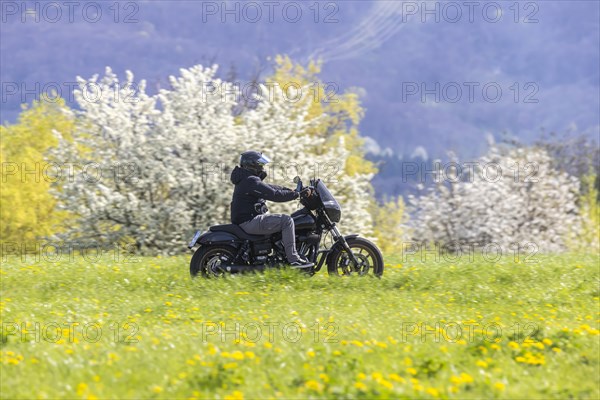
[257,154,271,165]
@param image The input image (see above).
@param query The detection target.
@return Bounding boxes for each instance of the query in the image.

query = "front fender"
[325,234,359,264]
[188,230,241,248]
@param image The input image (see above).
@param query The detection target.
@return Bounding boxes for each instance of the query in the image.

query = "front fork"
[331,225,360,269]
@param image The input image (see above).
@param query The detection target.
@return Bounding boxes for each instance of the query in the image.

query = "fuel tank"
[292,209,316,230]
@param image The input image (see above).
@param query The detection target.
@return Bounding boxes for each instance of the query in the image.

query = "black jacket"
[230,166,299,224]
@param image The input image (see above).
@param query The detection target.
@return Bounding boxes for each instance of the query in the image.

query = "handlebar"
[293,176,315,200]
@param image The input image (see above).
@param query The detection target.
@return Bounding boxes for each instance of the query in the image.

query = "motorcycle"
[187,176,384,278]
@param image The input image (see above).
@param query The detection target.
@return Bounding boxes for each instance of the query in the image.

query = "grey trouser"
[239,214,301,263]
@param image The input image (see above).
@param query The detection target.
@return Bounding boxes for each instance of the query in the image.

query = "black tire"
[190,245,237,278]
[327,237,384,277]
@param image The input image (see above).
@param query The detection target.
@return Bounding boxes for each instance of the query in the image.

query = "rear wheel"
[190,245,237,278]
[327,237,384,277]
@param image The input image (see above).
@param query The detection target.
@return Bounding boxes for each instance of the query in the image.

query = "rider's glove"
[300,188,313,198]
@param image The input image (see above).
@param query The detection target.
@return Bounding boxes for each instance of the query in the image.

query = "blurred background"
[2,1,599,195]
[1,0,599,254]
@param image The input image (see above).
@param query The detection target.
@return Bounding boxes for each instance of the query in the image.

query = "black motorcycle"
[187,176,384,278]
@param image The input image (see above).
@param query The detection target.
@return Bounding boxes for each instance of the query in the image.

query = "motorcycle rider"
[230,151,314,268]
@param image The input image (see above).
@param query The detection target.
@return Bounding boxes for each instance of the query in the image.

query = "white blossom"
[54,65,374,254]
[408,146,581,253]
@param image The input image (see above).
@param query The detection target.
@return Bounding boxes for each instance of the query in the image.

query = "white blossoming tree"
[53,65,374,254]
[408,145,581,253]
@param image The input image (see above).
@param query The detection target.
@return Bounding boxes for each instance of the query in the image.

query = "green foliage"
[0,97,74,243]
[1,253,598,398]
[569,174,600,253]
[270,55,376,176]
[370,197,407,254]
[270,56,406,241]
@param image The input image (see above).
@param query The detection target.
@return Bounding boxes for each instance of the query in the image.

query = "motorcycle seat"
[209,224,271,241]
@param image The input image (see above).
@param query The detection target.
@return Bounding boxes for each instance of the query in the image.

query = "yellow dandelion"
[407,367,418,375]
[307,350,316,358]
[224,390,244,400]
[354,381,367,391]
[151,386,163,394]
[494,382,506,391]
[379,379,393,390]
[372,372,384,381]
[426,387,440,397]
[223,362,238,370]
[305,380,322,392]
[460,373,474,383]
[76,383,88,396]
[476,360,488,368]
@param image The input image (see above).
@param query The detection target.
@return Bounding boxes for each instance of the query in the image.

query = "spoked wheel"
[190,245,236,278]
[327,237,384,277]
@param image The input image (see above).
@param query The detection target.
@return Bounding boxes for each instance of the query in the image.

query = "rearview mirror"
[293,176,300,184]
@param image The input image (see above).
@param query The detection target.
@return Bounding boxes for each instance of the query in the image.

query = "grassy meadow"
[1,251,599,399]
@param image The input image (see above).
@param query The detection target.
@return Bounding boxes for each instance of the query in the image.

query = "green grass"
[1,252,599,399]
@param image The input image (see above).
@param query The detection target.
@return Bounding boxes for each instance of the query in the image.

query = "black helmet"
[240,151,271,176]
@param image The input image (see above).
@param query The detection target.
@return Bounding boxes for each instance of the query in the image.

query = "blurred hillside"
[1,0,599,197]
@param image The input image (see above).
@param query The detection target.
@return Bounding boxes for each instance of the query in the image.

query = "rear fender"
[189,230,241,248]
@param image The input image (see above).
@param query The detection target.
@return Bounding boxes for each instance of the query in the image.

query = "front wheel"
[190,245,237,278]
[327,237,384,277]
